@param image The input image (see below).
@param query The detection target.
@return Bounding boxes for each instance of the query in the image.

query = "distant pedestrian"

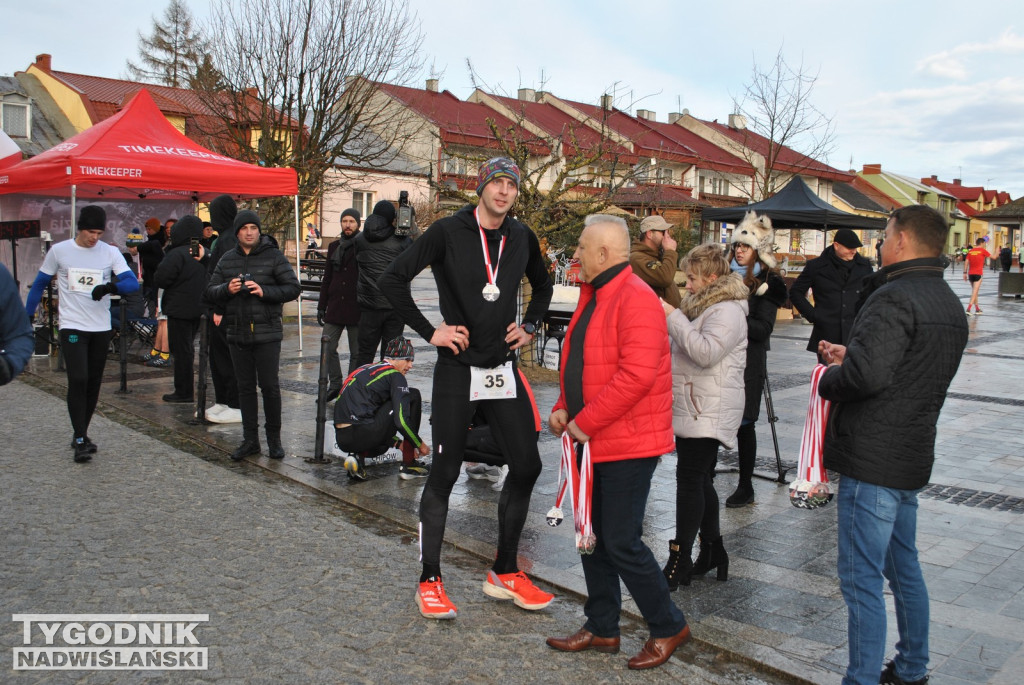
[789,228,874,363]
[203,195,242,424]
[353,201,409,368]
[817,204,968,685]
[964,238,990,315]
[24,205,140,462]
[629,215,681,308]
[318,208,362,396]
[875,237,883,267]
[206,209,301,460]
[999,245,1012,272]
[0,263,34,387]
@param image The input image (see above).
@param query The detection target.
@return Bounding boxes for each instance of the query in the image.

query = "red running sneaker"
[483,570,554,610]
[416,577,457,619]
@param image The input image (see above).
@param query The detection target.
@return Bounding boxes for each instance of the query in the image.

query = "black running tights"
[60,328,112,440]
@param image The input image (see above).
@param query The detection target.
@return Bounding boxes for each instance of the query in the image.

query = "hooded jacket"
[789,245,874,352]
[355,206,410,310]
[205,235,301,344]
[154,216,208,319]
[819,258,968,489]
[667,272,749,448]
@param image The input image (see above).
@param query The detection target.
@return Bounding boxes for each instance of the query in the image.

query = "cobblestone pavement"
[12,266,1024,683]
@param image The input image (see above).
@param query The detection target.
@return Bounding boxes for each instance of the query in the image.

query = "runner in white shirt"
[25,205,139,463]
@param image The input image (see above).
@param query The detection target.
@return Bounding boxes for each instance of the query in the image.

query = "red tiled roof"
[610,184,709,207]
[376,83,549,155]
[921,177,985,203]
[563,100,701,165]
[638,118,752,175]
[700,119,852,182]
[52,70,220,122]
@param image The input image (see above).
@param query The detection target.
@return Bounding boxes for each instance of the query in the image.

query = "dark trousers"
[208,318,238,408]
[167,316,200,398]
[228,341,282,440]
[353,309,404,369]
[674,436,722,550]
[419,357,541,575]
[582,456,687,638]
[335,388,421,454]
[323,322,359,389]
[60,328,112,439]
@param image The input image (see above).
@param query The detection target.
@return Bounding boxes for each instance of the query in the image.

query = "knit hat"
[233,209,261,234]
[730,211,776,269]
[371,200,396,225]
[476,157,520,195]
[144,217,161,233]
[341,208,362,227]
[640,215,673,234]
[832,228,863,249]
[78,205,106,231]
[383,336,414,361]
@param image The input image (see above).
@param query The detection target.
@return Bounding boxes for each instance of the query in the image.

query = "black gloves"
[316,310,325,327]
[91,282,119,301]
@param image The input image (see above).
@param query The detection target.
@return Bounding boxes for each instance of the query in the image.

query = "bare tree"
[197,0,426,236]
[126,0,208,88]
[731,48,837,199]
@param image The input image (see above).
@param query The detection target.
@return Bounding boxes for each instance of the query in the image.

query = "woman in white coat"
[661,244,748,590]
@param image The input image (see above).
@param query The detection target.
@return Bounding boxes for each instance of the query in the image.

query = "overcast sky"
[4,0,1022,197]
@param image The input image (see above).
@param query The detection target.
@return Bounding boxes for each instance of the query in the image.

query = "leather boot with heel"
[662,539,692,590]
[690,535,728,581]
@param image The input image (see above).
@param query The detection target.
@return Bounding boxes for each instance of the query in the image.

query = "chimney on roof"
[600,94,613,111]
[669,112,684,124]
[930,175,938,182]
[863,164,882,174]
[35,53,52,72]
[636,109,656,122]
[728,113,747,130]
[425,78,439,93]
[953,178,961,185]
[518,88,536,102]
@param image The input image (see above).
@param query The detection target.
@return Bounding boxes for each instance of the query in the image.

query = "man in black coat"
[789,228,874,363]
[202,195,242,423]
[318,208,362,395]
[206,210,301,460]
[817,205,968,685]
[154,215,208,403]
[353,200,410,368]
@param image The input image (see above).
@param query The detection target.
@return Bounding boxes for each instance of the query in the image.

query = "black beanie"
[78,205,106,231]
[341,208,362,227]
[233,209,261,234]
[372,200,396,225]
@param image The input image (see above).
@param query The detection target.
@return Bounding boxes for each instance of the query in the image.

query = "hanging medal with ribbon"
[476,208,505,303]
[550,432,595,554]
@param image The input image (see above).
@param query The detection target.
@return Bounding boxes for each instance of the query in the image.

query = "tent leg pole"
[295,194,302,352]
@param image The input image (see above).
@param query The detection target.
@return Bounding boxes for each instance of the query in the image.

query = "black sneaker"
[399,460,430,479]
[70,437,98,454]
[73,439,92,463]
[231,439,261,461]
[879,660,929,685]
[162,393,194,404]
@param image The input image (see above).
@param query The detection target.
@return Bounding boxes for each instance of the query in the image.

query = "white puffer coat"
[667,272,749,448]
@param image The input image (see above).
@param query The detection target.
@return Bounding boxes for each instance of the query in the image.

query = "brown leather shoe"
[627,625,691,670]
[546,627,620,654]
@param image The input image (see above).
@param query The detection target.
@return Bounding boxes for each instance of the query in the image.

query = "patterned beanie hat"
[730,211,776,269]
[384,336,414,361]
[476,157,520,196]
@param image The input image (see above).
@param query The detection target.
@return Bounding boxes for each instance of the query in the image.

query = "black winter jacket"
[818,258,968,490]
[136,236,164,289]
[355,215,411,310]
[319,235,361,325]
[206,236,301,344]
[203,195,238,315]
[154,222,208,320]
[789,246,874,352]
[379,204,553,369]
[742,270,787,421]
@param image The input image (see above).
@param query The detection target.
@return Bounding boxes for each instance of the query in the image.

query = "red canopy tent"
[0,89,297,199]
[0,89,311,344]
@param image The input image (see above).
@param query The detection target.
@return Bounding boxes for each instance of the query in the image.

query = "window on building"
[939,198,949,214]
[656,167,674,185]
[352,191,374,218]
[1,98,31,139]
[441,153,470,176]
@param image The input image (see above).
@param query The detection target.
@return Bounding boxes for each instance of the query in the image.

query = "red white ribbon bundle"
[789,364,835,509]
[547,432,596,554]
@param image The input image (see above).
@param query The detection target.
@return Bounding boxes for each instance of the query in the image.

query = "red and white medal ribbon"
[790,364,834,509]
[475,208,505,301]
[550,432,595,554]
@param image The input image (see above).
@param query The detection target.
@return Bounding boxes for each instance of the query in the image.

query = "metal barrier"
[305,333,332,464]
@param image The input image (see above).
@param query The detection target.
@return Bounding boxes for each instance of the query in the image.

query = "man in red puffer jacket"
[546,214,690,671]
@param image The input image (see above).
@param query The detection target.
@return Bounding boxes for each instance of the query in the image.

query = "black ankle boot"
[691,536,728,581]
[267,433,285,459]
[725,481,755,508]
[662,539,693,591]
[231,437,261,461]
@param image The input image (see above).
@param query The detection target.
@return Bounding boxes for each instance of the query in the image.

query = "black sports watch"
[521,321,537,336]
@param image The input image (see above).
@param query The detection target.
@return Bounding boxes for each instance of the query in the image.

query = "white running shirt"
[39,240,130,332]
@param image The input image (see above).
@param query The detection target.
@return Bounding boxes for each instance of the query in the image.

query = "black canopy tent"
[702,176,887,231]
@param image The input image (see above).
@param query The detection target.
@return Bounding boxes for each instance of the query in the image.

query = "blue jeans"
[582,457,687,639]
[837,475,929,685]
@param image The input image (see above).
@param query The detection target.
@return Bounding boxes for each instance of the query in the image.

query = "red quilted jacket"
[553,266,674,462]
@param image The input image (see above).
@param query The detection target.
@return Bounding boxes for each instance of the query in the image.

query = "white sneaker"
[466,463,502,481]
[206,403,227,418]
[208,407,243,424]
[491,464,509,491]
